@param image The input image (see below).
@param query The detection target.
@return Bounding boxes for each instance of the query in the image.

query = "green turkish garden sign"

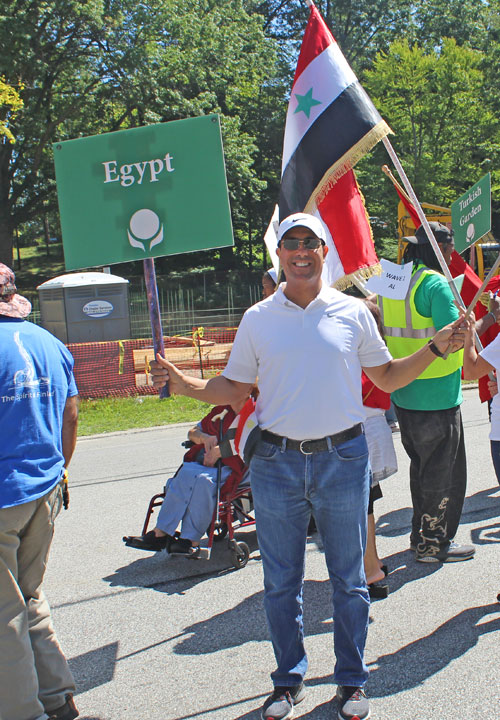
[451,173,491,254]
[53,115,234,270]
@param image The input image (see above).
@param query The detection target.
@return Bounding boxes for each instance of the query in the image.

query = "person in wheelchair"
[123,396,249,556]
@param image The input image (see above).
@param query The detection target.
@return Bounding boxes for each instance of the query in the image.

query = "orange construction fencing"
[67,327,237,399]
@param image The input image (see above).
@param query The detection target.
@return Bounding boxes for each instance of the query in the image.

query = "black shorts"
[368,483,383,515]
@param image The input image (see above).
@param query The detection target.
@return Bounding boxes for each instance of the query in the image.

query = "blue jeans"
[385,400,398,425]
[491,440,500,485]
[249,433,370,688]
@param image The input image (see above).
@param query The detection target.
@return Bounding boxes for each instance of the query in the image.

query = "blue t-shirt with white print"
[0,317,78,508]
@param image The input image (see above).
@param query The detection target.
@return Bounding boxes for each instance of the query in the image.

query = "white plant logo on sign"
[127,209,164,251]
[466,223,475,244]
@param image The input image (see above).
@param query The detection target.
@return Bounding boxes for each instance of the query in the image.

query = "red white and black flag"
[279,2,392,287]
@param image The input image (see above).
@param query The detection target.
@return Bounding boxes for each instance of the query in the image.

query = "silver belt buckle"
[299,440,313,455]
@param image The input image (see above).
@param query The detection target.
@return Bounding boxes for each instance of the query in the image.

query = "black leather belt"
[261,423,363,455]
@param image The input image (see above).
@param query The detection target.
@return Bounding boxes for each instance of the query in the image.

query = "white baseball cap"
[277,213,326,244]
[265,267,278,283]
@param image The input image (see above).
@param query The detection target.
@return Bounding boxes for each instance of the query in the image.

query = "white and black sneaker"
[336,686,370,720]
[261,683,305,720]
[416,541,475,563]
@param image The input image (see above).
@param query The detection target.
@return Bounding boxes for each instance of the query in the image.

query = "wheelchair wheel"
[231,541,250,569]
[207,521,228,541]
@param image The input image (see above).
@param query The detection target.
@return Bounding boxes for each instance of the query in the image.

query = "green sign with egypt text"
[53,115,234,270]
[451,173,491,254]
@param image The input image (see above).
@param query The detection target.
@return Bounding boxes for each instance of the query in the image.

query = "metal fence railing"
[23,281,262,339]
[130,304,246,340]
[26,295,253,339]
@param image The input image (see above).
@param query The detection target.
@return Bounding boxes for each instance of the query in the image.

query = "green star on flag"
[293,88,322,118]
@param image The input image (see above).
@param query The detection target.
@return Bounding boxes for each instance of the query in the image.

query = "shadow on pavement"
[376,485,500,541]
[375,506,412,538]
[366,603,500,697]
[70,642,118,694]
[209,673,338,720]
[173,579,336,656]
[103,530,260,596]
[232,698,338,720]
[377,549,440,595]
[470,520,500,545]
[462,485,500,526]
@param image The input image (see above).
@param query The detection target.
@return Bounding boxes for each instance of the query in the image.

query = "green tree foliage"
[0,77,23,144]
[3,0,500,273]
[253,0,414,70]
[317,0,414,69]
[408,0,493,49]
[0,0,281,269]
[357,37,500,242]
[0,0,109,265]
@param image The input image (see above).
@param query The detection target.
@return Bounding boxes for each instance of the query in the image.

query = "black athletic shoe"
[261,683,305,720]
[336,686,370,720]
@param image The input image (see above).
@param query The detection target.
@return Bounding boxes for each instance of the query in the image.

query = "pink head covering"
[0,263,31,319]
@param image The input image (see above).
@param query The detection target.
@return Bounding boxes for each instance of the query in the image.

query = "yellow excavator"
[384,166,499,280]
[397,199,500,280]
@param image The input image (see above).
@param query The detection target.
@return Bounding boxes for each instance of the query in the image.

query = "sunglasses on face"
[279,236,323,251]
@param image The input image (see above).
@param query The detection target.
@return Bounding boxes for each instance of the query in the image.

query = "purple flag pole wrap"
[143,257,170,399]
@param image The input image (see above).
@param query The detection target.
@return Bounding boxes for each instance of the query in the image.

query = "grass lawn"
[78,394,212,436]
[79,381,478,437]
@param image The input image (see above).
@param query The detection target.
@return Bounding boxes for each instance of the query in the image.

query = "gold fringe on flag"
[306,121,393,212]
[333,262,382,291]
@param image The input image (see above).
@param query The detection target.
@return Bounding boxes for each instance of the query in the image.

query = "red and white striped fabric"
[227,397,260,466]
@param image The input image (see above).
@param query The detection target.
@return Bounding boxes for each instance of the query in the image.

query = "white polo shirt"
[479,334,500,441]
[222,285,392,440]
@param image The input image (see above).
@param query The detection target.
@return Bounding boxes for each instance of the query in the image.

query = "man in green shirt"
[379,222,475,563]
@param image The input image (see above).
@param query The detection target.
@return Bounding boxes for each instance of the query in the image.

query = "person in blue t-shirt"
[0,264,79,720]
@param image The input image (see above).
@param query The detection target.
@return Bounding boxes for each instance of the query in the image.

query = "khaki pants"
[0,483,75,720]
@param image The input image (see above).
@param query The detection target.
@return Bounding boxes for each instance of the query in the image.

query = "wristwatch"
[427,338,444,358]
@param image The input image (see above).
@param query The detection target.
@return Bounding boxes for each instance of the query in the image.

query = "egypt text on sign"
[53,115,233,270]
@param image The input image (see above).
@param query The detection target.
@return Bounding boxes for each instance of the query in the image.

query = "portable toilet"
[37,272,130,343]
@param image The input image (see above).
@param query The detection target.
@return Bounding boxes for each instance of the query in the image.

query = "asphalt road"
[45,388,500,720]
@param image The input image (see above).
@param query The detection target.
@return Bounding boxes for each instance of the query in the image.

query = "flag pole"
[143,257,170,399]
[382,136,490,359]
[382,137,463,306]
[463,253,500,319]
[351,273,372,297]
[381,164,413,204]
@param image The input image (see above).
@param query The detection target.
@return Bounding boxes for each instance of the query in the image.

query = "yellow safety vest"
[378,265,463,380]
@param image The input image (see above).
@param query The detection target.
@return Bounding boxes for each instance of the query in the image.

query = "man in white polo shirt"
[151,213,464,720]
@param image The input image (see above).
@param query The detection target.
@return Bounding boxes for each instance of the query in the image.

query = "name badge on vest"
[365,259,413,300]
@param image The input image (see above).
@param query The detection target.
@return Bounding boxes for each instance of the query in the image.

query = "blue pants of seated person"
[156,462,232,542]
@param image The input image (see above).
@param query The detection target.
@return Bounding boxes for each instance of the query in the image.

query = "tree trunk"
[0,198,14,267]
[43,214,51,257]
[15,228,21,270]
[248,214,253,271]
[218,245,235,270]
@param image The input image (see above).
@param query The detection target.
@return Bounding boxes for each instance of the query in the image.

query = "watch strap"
[427,338,444,358]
